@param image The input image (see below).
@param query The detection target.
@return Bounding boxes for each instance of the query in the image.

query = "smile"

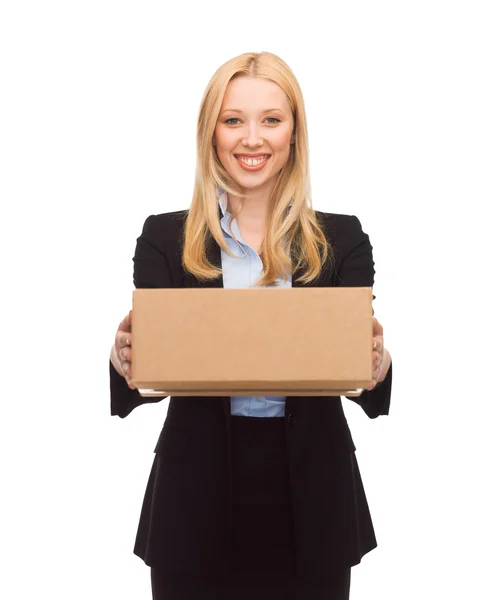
[234,154,271,171]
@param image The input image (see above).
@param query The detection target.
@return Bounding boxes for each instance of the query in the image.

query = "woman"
[109,51,393,600]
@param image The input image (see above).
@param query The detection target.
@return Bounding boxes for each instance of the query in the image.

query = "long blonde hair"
[182,51,334,286]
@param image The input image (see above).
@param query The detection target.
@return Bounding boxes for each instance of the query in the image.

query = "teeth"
[237,156,269,166]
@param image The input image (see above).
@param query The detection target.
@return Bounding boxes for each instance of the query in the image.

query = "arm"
[110,214,172,418]
[335,215,393,419]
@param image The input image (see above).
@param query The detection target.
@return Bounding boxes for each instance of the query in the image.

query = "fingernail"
[373,341,377,349]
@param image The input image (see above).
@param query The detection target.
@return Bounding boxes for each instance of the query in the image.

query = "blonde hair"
[182,51,334,286]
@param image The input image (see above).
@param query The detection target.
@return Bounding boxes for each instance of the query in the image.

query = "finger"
[117,331,132,351]
[373,337,384,353]
[121,360,130,375]
[373,349,383,365]
[124,366,136,389]
[119,345,132,363]
[372,317,384,336]
[117,317,130,334]
[118,331,132,350]
[117,311,132,334]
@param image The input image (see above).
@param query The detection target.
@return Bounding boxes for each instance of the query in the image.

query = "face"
[214,76,295,196]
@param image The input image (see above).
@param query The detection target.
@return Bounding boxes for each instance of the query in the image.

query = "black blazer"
[109,208,393,580]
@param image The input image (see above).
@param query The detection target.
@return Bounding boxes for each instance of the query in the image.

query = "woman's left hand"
[367,316,391,391]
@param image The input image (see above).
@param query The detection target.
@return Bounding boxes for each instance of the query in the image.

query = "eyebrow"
[220,108,285,116]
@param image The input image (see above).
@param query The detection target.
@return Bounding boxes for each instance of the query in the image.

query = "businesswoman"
[109,51,393,600]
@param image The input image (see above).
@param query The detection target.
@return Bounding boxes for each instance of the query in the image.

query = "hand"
[110,310,136,390]
[367,316,389,391]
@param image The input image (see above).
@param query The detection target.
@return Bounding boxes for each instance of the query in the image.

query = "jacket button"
[287,413,296,425]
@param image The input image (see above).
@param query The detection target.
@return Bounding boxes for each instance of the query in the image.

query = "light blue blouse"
[217,187,291,418]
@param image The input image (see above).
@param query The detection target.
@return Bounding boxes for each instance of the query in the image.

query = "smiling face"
[214,76,295,197]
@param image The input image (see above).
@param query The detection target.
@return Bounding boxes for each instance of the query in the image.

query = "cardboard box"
[131,287,373,397]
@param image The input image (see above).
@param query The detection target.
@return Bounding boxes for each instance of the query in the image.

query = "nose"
[242,121,263,148]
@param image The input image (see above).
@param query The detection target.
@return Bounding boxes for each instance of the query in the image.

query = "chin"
[235,178,270,191]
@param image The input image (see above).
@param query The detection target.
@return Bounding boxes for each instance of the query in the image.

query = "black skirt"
[150,415,351,600]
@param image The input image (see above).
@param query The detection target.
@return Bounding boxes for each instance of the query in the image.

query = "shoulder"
[314,210,370,248]
[138,210,188,243]
[140,210,188,233]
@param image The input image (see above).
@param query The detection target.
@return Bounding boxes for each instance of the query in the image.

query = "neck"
[226,180,275,228]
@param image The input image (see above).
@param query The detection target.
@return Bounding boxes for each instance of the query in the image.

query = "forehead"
[221,77,291,112]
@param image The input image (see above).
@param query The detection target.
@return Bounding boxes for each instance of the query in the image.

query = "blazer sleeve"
[110,214,171,418]
[336,215,392,419]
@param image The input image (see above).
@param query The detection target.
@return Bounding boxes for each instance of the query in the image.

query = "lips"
[234,154,271,171]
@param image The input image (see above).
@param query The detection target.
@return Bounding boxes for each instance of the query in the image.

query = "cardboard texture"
[131,287,374,397]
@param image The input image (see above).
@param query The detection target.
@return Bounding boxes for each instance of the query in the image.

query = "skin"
[111,77,392,391]
[213,76,295,251]
[111,310,136,389]
[368,317,392,390]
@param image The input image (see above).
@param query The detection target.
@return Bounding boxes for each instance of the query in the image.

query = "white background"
[1,1,492,598]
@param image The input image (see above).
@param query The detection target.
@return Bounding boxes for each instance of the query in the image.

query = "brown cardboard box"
[131,287,373,397]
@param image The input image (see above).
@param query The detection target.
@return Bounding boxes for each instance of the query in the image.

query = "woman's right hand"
[110,310,136,390]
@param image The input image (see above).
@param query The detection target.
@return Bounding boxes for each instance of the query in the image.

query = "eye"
[223,117,281,125]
